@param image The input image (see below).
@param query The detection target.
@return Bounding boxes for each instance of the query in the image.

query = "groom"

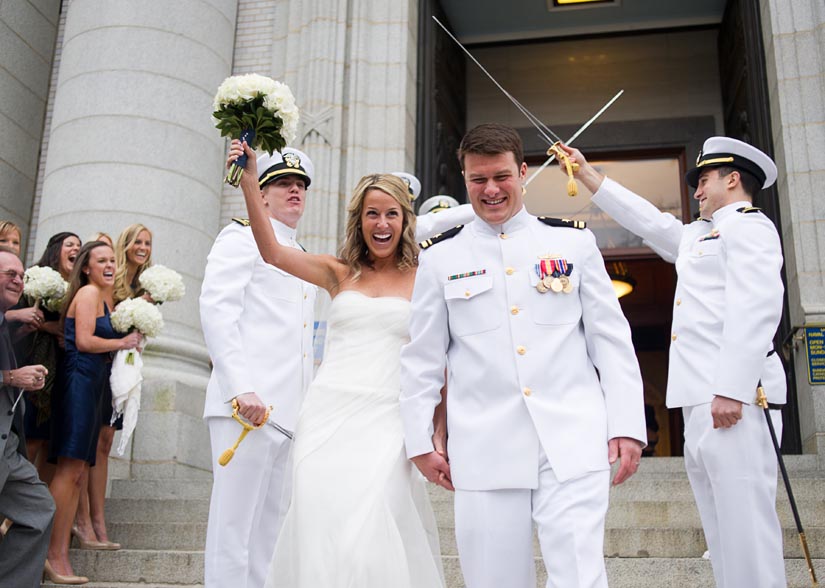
[400,123,646,588]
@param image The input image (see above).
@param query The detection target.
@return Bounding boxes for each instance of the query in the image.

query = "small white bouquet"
[212,73,299,186]
[138,265,185,303]
[23,266,68,312]
[109,297,164,456]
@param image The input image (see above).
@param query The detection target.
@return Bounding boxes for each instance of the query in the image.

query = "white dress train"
[265,291,444,588]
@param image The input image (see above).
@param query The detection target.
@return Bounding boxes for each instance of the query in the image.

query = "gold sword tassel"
[218,399,272,466]
[547,142,580,197]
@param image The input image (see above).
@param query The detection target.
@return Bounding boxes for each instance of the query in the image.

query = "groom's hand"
[608,436,643,486]
[411,451,454,491]
[235,392,267,426]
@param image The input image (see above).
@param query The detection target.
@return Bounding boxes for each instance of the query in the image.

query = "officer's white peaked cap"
[685,136,776,190]
[257,148,314,189]
[391,172,422,201]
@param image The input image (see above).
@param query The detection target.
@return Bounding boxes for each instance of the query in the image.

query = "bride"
[228,140,449,588]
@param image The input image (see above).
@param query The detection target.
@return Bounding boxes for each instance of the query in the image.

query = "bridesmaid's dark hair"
[61,241,112,321]
[36,232,80,273]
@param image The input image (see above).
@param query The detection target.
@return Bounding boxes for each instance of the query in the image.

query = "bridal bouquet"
[23,266,68,312]
[109,297,164,455]
[138,265,185,303]
[213,74,299,186]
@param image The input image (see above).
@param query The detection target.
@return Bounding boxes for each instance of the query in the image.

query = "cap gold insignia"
[284,153,301,168]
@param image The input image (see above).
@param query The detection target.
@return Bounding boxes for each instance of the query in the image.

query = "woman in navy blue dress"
[45,242,141,584]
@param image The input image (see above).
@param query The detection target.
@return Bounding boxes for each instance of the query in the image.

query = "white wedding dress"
[265,290,445,588]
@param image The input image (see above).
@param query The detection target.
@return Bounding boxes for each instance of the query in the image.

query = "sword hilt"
[218,399,272,466]
[547,143,580,197]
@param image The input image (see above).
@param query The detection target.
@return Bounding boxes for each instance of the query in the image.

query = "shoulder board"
[537,216,586,229]
[737,206,762,214]
[419,225,464,249]
[696,217,711,223]
[231,217,250,227]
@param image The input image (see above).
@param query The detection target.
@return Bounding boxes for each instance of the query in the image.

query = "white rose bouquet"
[23,266,68,312]
[109,297,164,456]
[138,265,185,303]
[213,74,299,186]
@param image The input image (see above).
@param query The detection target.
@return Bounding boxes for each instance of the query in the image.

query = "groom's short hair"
[458,123,524,170]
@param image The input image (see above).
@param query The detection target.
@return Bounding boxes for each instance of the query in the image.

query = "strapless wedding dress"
[265,290,444,588]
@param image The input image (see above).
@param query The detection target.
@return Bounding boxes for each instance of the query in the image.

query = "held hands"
[554,143,605,195]
[608,437,643,486]
[9,365,48,391]
[234,392,268,426]
[711,395,743,429]
[411,451,454,491]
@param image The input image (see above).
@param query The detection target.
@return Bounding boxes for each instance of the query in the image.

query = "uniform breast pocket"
[445,274,501,336]
[689,239,721,263]
[258,261,300,302]
[528,268,583,326]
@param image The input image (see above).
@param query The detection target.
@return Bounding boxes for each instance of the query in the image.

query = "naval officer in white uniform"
[559,137,787,587]
[400,123,647,588]
[200,148,317,588]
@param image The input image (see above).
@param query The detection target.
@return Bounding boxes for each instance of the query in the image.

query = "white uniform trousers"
[683,403,786,588]
[205,417,292,588]
[454,449,610,588]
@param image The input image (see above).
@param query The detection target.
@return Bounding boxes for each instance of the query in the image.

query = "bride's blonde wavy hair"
[338,174,418,281]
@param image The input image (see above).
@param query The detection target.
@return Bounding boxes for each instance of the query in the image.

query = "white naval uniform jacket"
[400,207,646,489]
[200,218,316,429]
[591,177,786,407]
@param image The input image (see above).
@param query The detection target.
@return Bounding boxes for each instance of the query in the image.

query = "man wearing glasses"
[0,247,54,588]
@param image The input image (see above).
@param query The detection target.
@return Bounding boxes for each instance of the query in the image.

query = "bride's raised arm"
[229,140,347,293]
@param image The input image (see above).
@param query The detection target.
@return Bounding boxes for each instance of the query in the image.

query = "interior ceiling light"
[608,261,635,299]
[552,0,616,6]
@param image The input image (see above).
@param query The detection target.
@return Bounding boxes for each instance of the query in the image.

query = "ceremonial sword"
[432,17,623,196]
[756,384,819,587]
[218,399,294,467]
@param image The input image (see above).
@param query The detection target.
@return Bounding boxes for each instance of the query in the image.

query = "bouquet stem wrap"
[110,335,145,456]
[225,128,256,187]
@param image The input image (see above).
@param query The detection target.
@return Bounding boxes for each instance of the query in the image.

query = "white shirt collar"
[270,217,298,242]
[472,207,531,237]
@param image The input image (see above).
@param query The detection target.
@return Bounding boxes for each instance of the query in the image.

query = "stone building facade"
[0,0,823,481]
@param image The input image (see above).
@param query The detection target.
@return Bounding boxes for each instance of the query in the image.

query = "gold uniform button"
[465,291,471,297]
[499,233,508,240]
[671,334,677,341]
[698,251,703,256]
[510,306,519,315]
[303,322,307,328]
[304,293,307,299]
[676,299,682,306]
[516,345,526,355]
[523,387,532,397]
[505,267,514,275]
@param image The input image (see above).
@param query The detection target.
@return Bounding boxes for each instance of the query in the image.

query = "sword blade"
[432,16,561,145]
[525,89,624,187]
[266,418,294,440]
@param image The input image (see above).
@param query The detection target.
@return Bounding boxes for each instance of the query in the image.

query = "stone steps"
[49,554,824,587]
[66,464,824,587]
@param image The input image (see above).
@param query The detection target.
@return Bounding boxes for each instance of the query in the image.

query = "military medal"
[536,280,549,293]
[560,275,572,293]
[550,277,563,292]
